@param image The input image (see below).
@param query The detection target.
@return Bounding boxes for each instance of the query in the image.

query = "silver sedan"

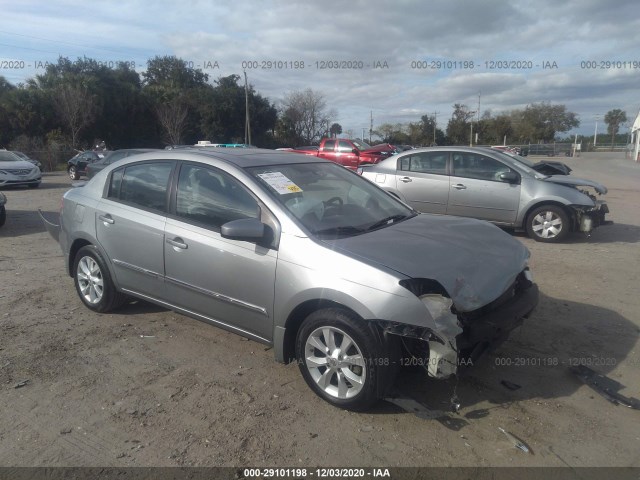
[360,147,609,243]
[41,148,538,410]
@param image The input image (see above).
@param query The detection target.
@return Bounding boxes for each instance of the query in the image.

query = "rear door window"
[399,152,448,175]
[107,162,174,213]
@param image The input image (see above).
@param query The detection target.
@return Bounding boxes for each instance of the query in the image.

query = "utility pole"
[244,71,251,146]
[469,110,477,147]
[593,114,599,148]
[477,91,481,124]
[370,110,373,145]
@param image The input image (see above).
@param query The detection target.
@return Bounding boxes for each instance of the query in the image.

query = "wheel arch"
[279,299,367,365]
[521,200,575,230]
[68,238,93,276]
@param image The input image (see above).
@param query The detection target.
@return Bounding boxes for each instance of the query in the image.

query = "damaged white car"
[41,149,538,410]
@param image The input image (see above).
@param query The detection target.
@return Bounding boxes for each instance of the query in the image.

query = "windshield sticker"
[257,172,303,194]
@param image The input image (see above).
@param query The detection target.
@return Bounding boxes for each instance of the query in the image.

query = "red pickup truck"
[286,139,398,169]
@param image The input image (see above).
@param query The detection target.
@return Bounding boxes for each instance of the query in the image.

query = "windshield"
[248,162,415,238]
[0,151,22,162]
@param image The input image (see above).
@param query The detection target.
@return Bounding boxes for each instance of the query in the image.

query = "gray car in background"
[41,149,538,410]
[360,147,609,243]
[86,148,159,179]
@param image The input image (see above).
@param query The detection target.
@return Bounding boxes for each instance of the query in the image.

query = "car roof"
[120,147,325,169]
[114,148,158,151]
[381,145,512,159]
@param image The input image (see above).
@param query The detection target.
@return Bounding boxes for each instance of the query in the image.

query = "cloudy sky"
[1,0,639,140]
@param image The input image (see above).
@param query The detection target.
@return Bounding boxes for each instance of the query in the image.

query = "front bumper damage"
[572,201,610,233]
[381,270,539,378]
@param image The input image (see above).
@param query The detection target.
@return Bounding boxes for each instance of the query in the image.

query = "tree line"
[0,56,285,167]
[0,56,352,164]
[0,55,630,170]
[375,104,629,149]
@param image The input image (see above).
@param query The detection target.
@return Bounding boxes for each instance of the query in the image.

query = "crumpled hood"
[363,143,396,154]
[542,175,607,194]
[323,214,530,312]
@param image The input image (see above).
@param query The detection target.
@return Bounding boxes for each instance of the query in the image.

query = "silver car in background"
[360,147,609,243]
[41,149,538,410]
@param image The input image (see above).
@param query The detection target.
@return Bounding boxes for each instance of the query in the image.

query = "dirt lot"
[1,152,639,468]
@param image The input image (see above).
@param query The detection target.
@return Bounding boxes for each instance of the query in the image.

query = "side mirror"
[498,171,519,184]
[352,148,360,156]
[221,218,266,242]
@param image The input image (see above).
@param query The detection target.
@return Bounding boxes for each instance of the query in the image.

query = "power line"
[0,30,155,57]
[0,42,61,55]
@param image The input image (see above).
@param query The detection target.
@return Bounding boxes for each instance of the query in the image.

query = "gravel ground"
[0,152,639,467]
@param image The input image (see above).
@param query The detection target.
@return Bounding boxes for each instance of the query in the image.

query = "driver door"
[447,152,521,223]
[164,163,278,341]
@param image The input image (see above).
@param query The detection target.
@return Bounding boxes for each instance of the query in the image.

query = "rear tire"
[68,165,80,180]
[526,205,570,243]
[295,308,397,411]
[73,245,126,312]
[0,206,6,227]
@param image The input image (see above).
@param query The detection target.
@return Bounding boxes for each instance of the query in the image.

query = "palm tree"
[604,109,627,150]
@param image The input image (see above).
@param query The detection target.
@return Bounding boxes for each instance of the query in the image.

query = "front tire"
[0,206,6,227]
[73,245,126,312]
[295,308,397,411]
[526,205,570,243]
[68,165,80,180]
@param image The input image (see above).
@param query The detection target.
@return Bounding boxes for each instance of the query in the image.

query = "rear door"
[163,162,278,341]
[95,161,174,299]
[394,151,450,214]
[447,151,520,223]
[317,139,337,163]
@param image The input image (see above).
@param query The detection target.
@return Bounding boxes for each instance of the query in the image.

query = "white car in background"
[0,150,42,188]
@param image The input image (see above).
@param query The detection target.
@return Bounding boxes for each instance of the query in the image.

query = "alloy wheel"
[531,210,563,239]
[76,255,104,304]
[304,326,366,399]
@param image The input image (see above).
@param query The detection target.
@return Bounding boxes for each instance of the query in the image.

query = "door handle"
[166,237,188,250]
[98,214,114,224]
[452,184,467,190]
[399,177,412,183]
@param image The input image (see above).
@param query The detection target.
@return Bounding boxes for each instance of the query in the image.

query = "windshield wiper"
[314,226,364,237]
[367,214,410,231]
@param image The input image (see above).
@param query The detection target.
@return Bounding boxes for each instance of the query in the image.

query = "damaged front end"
[381,270,539,379]
[542,176,611,234]
[571,187,610,234]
